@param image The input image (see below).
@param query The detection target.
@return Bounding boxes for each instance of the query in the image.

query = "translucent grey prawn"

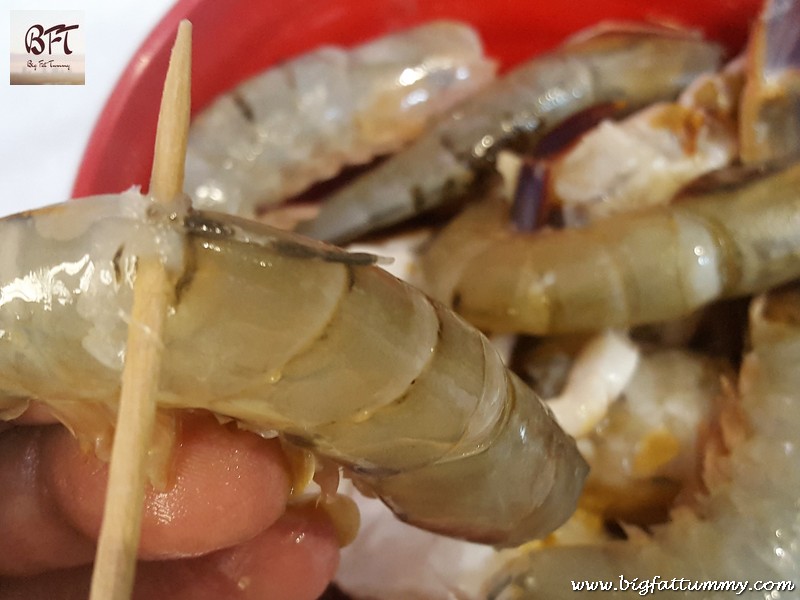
[486,287,800,599]
[184,21,496,216]
[297,26,723,244]
[420,160,800,335]
[0,192,586,547]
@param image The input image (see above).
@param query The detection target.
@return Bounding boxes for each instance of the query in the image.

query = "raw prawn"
[486,287,800,599]
[0,192,586,547]
[333,332,730,599]
[420,160,800,335]
[184,21,496,216]
[297,26,723,244]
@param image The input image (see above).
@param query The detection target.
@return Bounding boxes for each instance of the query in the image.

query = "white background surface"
[1,0,172,217]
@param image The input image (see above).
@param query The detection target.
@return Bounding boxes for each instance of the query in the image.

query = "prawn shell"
[299,27,724,243]
[0,193,587,547]
[424,160,800,335]
[184,21,496,216]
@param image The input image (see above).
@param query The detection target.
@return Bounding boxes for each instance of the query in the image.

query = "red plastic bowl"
[73,0,760,199]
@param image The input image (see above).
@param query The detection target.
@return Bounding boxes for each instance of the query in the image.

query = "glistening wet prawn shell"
[0,193,587,549]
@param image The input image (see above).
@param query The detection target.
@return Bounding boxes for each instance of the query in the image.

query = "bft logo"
[25,24,80,56]
[10,10,85,85]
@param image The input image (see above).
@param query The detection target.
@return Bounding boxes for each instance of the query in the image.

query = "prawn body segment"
[422,161,800,335]
[299,28,723,243]
[0,192,586,547]
[184,21,496,216]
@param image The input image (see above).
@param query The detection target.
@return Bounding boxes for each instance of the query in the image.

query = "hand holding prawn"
[0,412,340,599]
[0,190,587,548]
[2,24,339,600]
[0,23,587,576]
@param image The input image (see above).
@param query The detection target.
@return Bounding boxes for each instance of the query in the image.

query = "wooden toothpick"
[88,20,192,600]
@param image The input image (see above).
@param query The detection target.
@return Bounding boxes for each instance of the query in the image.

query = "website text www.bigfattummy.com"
[570,576,796,595]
